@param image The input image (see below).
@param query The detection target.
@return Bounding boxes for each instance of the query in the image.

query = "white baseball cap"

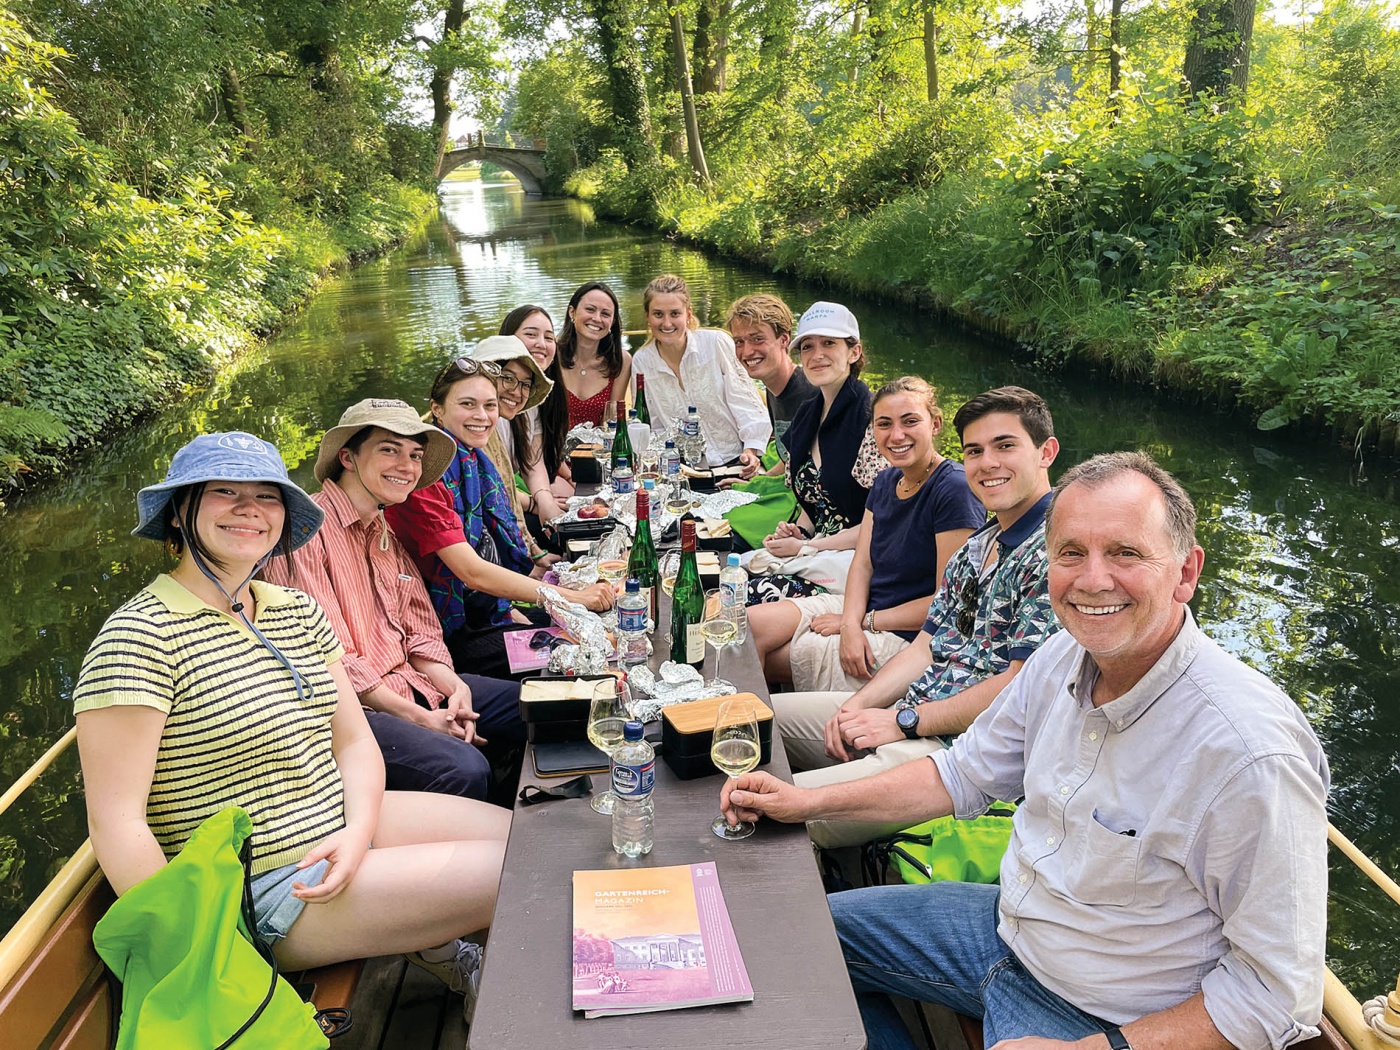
[794,301,860,343]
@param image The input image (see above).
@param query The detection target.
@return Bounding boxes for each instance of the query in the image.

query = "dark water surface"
[3,178,1398,992]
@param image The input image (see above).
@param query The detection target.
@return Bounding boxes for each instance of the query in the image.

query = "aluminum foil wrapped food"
[553,557,600,589]
[536,585,612,675]
[626,661,738,722]
[562,423,609,455]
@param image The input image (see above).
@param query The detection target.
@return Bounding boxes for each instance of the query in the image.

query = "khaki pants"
[772,690,945,849]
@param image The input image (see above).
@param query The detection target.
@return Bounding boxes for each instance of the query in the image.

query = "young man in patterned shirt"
[772,386,1061,847]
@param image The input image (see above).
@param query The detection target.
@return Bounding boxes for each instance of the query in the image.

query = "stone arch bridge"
[439,133,548,195]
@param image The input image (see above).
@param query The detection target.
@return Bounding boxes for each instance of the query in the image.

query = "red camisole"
[566,386,611,429]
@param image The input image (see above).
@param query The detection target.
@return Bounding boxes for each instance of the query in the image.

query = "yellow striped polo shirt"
[73,574,347,875]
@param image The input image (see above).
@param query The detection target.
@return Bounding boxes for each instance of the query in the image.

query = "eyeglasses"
[435,356,503,387]
[498,370,534,395]
[956,575,980,636]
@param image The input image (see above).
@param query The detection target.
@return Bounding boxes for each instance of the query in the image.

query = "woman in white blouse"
[631,273,771,478]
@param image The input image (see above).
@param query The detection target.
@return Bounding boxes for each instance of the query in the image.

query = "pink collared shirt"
[262,478,455,708]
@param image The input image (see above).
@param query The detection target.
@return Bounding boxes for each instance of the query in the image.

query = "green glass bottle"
[610,398,633,476]
[627,488,659,621]
[670,519,705,668]
[634,372,650,426]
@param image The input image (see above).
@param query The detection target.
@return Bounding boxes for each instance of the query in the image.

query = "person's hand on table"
[737,449,762,479]
[839,706,902,752]
[567,582,615,612]
[720,771,812,825]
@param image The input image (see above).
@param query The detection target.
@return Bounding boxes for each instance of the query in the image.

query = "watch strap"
[1103,1027,1131,1050]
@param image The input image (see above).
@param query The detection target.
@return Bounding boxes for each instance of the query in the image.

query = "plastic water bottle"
[617,578,649,667]
[681,405,704,465]
[613,456,635,495]
[611,721,654,857]
[719,553,749,644]
[662,439,681,478]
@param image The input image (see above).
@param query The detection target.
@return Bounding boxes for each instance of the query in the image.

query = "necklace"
[896,458,939,497]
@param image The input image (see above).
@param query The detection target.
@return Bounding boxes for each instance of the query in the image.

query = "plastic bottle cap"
[727,553,741,567]
[665,439,675,447]
[623,720,644,740]
[625,578,639,592]
[617,457,629,468]
[643,479,655,490]
[688,405,697,412]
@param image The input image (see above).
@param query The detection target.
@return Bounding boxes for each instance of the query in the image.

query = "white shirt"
[632,328,772,467]
[932,611,1329,1048]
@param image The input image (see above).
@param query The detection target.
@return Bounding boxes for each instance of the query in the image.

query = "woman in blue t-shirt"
[749,377,987,690]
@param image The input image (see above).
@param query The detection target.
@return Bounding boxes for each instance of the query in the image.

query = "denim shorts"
[249,858,329,945]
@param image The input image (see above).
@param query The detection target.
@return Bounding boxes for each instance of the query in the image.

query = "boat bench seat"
[0,869,364,1049]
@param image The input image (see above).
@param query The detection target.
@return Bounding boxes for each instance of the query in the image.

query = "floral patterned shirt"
[785,426,883,534]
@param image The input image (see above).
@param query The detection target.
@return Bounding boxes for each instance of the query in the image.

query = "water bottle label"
[619,605,647,633]
[614,475,634,494]
[611,758,655,798]
[720,580,745,608]
[664,457,680,476]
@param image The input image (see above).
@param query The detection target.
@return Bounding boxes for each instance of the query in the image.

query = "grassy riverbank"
[519,4,1400,457]
[0,11,439,493]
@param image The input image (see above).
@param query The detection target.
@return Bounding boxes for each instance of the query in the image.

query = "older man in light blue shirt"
[721,451,1329,1050]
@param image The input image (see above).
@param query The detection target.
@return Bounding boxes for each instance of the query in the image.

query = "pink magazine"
[503,627,567,674]
[571,863,753,1018]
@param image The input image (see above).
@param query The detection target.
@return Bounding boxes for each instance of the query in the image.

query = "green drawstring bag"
[862,804,1017,887]
[93,806,329,1050]
[724,471,798,550]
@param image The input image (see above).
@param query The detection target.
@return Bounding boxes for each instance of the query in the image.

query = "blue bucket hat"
[133,432,324,550]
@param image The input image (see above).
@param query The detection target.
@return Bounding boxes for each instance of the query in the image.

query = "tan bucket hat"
[314,398,456,488]
[467,335,552,412]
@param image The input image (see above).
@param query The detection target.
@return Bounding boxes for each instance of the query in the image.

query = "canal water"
[2,176,1397,991]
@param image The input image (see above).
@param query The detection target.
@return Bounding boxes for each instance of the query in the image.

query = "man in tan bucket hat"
[264,398,524,801]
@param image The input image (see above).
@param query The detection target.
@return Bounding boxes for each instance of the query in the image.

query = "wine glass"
[710,696,761,840]
[700,589,737,682]
[586,678,627,814]
[659,549,680,598]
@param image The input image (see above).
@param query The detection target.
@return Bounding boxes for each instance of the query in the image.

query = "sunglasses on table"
[528,630,568,651]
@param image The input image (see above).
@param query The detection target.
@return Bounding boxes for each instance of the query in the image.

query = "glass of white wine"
[710,696,761,840]
[700,589,737,683]
[659,549,680,598]
[586,678,628,814]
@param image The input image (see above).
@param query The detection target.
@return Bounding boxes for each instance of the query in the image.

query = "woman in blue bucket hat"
[73,432,507,1020]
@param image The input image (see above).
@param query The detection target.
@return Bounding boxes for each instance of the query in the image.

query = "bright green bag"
[723,470,798,550]
[93,806,329,1050]
[863,804,1017,886]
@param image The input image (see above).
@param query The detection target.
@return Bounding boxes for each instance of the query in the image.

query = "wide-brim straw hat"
[467,335,552,412]
[133,432,324,550]
[313,398,456,488]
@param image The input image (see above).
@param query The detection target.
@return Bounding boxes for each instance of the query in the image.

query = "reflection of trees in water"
[2,188,1399,987]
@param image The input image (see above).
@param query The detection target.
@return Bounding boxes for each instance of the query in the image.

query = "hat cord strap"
[188,547,309,703]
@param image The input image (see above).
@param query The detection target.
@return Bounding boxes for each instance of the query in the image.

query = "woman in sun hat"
[466,334,560,567]
[73,431,508,1016]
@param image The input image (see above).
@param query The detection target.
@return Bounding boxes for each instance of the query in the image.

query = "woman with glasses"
[468,334,559,571]
[748,377,985,689]
[498,305,570,537]
[387,355,615,679]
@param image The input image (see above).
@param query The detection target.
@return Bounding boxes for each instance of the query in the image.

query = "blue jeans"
[829,882,1112,1049]
[364,674,523,800]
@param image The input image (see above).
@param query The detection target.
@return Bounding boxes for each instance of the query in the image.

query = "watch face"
[897,707,919,732]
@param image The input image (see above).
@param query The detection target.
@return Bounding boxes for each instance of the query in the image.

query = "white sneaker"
[407,940,483,1023]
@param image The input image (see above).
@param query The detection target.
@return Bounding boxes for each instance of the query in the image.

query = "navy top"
[865,460,987,640]
[781,375,874,532]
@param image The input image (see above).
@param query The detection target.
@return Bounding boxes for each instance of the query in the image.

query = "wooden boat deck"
[336,955,469,1050]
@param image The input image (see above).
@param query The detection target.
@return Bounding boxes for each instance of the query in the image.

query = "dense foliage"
[502,0,1400,453]
[0,0,498,488]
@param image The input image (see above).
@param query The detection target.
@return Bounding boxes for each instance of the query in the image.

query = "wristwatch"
[1103,1027,1132,1050]
[895,704,921,740]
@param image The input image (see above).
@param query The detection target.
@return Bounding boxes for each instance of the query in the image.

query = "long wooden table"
[469,570,866,1049]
